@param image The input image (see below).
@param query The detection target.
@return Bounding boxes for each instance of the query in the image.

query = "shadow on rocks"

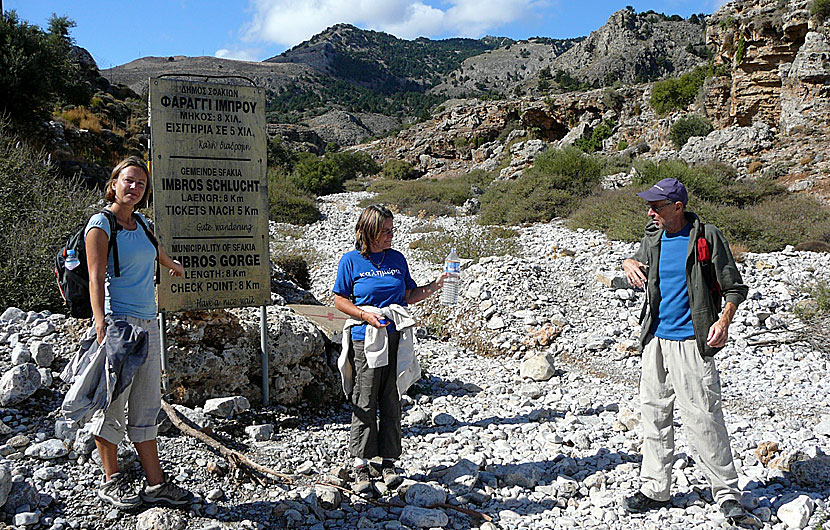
[402,407,567,438]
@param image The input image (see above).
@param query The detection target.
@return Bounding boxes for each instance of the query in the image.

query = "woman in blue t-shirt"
[85,157,193,510]
[333,204,445,496]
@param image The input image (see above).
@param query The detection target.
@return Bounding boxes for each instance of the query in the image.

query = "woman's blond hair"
[355,204,392,257]
[105,156,151,210]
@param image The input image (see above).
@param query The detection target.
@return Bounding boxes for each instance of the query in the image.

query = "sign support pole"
[260,306,269,405]
[159,311,169,393]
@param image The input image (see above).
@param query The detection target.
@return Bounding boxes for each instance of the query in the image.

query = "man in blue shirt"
[621,179,758,527]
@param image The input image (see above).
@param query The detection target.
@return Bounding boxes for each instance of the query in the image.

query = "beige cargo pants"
[639,335,741,505]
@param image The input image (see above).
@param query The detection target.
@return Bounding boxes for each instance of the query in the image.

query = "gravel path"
[0,191,828,529]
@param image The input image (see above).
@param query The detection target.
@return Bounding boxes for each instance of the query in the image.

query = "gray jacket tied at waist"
[58,317,149,430]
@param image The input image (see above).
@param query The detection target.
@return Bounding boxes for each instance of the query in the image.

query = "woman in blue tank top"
[85,157,193,509]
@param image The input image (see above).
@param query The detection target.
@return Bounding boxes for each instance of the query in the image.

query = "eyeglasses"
[380,228,395,236]
[648,202,674,213]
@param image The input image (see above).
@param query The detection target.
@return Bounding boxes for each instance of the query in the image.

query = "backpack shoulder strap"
[132,212,161,285]
[100,209,121,278]
[132,213,159,250]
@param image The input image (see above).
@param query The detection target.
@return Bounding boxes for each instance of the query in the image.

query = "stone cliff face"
[552,9,707,85]
[703,0,830,193]
[706,0,811,127]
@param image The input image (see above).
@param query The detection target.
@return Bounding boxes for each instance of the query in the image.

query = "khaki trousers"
[89,315,161,445]
[639,335,740,505]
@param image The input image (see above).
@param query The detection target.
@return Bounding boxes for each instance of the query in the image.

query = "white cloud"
[215,48,262,61]
[243,0,540,47]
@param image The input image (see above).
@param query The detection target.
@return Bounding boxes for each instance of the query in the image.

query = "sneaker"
[98,472,141,510]
[381,462,403,489]
[721,500,762,527]
[623,491,670,513]
[140,475,195,506]
[352,465,374,495]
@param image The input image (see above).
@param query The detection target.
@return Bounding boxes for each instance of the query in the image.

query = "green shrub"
[669,114,714,149]
[650,66,709,115]
[409,226,520,264]
[633,159,784,207]
[268,170,320,225]
[478,147,602,225]
[0,122,99,311]
[525,147,603,196]
[735,35,747,65]
[273,252,311,289]
[617,140,629,151]
[267,136,297,171]
[364,169,492,215]
[811,0,830,22]
[0,13,90,127]
[290,150,379,195]
[567,185,651,242]
[479,177,578,225]
[406,201,456,218]
[694,195,830,252]
[575,120,616,153]
[382,159,418,180]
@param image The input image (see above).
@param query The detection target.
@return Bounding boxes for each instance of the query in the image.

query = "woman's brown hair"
[355,204,392,257]
[105,156,152,210]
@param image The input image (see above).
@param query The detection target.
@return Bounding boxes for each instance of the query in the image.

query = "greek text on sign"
[149,78,269,312]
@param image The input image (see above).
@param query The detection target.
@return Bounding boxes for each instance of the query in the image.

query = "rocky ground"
[1,192,830,530]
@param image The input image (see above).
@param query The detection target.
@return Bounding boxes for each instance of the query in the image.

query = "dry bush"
[747,161,763,174]
[57,106,103,133]
[730,242,749,262]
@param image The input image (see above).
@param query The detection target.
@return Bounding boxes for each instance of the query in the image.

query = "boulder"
[679,122,775,166]
[501,463,541,489]
[404,483,447,508]
[0,464,11,509]
[24,439,69,460]
[29,341,55,368]
[10,343,31,365]
[204,396,250,418]
[0,308,25,323]
[519,353,555,381]
[400,506,449,528]
[136,507,186,530]
[0,363,42,406]
[165,307,338,406]
[244,424,274,441]
[777,495,813,529]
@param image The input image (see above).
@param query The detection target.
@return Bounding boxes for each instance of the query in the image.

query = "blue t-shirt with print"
[333,249,417,341]
[652,222,695,340]
[85,212,157,320]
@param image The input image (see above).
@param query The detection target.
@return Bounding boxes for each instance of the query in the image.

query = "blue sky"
[6,0,722,69]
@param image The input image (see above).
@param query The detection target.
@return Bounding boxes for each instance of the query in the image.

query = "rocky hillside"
[429,38,582,96]
[358,0,830,200]
[552,9,708,86]
[266,24,508,92]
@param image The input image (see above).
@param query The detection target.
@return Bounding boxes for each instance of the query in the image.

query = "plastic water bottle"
[65,249,80,271]
[440,248,460,306]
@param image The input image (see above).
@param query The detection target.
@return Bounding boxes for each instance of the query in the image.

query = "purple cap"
[637,178,688,205]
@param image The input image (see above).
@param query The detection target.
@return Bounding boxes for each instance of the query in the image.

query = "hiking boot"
[352,465,374,495]
[721,500,762,527]
[140,475,195,506]
[623,491,670,513]
[98,472,141,510]
[381,462,403,489]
